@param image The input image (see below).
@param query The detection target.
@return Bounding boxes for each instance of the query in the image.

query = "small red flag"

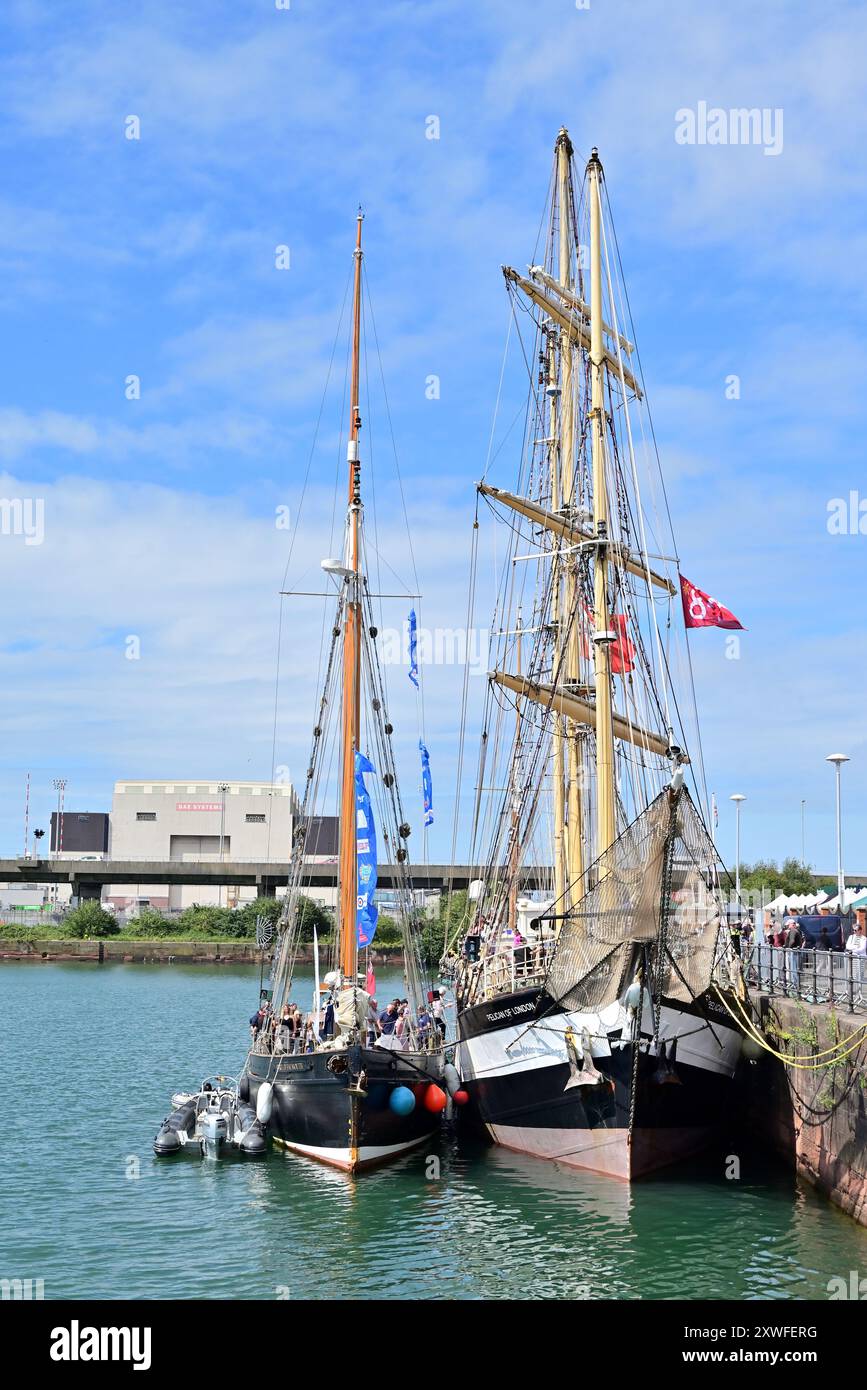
[610,614,635,674]
[365,964,376,996]
[679,574,744,630]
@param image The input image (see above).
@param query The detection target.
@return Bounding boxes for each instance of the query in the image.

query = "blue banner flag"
[355,751,379,949]
[408,608,419,688]
[419,739,433,827]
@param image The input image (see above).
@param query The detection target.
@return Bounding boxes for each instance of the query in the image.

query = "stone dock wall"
[746,993,867,1226]
[0,938,406,967]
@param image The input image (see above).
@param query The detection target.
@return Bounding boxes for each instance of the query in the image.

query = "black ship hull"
[457,986,742,1181]
[245,1046,441,1173]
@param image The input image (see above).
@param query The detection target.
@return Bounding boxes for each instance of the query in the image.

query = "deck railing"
[457,939,557,1009]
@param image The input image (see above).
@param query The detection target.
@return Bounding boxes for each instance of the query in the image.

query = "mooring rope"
[712,983,867,1071]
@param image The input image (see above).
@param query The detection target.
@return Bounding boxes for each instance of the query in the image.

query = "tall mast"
[556,128,584,905]
[508,610,522,934]
[588,150,616,860]
[547,331,567,910]
[338,210,364,983]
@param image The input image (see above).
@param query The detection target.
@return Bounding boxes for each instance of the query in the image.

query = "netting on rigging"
[545,787,732,1014]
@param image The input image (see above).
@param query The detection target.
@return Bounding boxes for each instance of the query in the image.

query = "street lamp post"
[52,778,67,858]
[730,794,746,900]
[826,754,850,911]
[218,783,230,908]
[52,778,67,907]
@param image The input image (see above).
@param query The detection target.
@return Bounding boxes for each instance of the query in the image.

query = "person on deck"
[250,1003,269,1041]
[395,1002,412,1051]
[276,1004,294,1052]
[290,1002,303,1053]
[431,990,448,1041]
[377,1000,400,1049]
[417,1006,432,1048]
[366,998,380,1046]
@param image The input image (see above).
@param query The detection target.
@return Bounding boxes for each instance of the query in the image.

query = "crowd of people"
[248,987,452,1054]
[735,905,867,997]
[729,905,867,958]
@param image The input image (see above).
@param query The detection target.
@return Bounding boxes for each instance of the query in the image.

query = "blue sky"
[1,0,866,877]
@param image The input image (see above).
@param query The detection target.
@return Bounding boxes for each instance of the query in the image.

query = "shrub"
[62,901,121,938]
[373,914,403,948]
[174,904,239,938]
[122,908,178,938]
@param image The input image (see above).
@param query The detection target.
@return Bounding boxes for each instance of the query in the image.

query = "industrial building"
[106,780,324,910]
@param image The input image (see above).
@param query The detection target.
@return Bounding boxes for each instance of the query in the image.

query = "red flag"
[610,613,635,674]
[365,964,376,996]
[679,574,744,631]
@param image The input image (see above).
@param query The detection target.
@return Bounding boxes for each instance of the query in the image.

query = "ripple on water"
[3,963,867,1299]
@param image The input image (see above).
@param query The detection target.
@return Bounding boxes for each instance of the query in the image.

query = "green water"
[3,962,866,1301]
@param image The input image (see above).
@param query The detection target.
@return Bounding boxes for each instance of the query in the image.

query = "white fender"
[443,1063,462,1097]
[256,1081,273,1123]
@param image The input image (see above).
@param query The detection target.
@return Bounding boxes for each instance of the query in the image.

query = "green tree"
[372,913,403,948]
[294,896,334,943]
[62,901,121,938]
[740,858,817,896]
[233,895,282,939]
[411,890,470,968]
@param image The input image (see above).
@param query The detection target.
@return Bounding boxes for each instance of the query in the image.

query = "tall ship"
[240,212,448,1172]
[451,131,743,1181]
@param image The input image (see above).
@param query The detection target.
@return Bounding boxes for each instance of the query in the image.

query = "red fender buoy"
[423,1083,448,1113]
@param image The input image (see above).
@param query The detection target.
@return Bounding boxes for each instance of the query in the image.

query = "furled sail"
[545,788,727,1013]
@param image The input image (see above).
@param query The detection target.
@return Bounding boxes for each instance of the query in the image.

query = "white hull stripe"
[460,1002,742,1083]
[272,1133,435,1169]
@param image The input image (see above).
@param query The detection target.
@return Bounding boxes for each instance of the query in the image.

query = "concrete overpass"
[0,857,550,901]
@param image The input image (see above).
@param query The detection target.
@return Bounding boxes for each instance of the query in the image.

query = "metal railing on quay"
[742,943,867,1013]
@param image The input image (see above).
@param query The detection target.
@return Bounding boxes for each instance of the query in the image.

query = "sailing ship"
[452,131,743,1181]
[239,212,449,1173]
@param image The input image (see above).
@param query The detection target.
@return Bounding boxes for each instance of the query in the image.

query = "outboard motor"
[154,1099,197,1156]
[200,1108,229,1158]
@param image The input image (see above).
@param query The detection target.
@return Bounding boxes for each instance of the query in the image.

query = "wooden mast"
[547,332,567,911]
[588,150,616,860]
[338,210,364,983]
[556,128,585,905]
[508,611,522,934]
